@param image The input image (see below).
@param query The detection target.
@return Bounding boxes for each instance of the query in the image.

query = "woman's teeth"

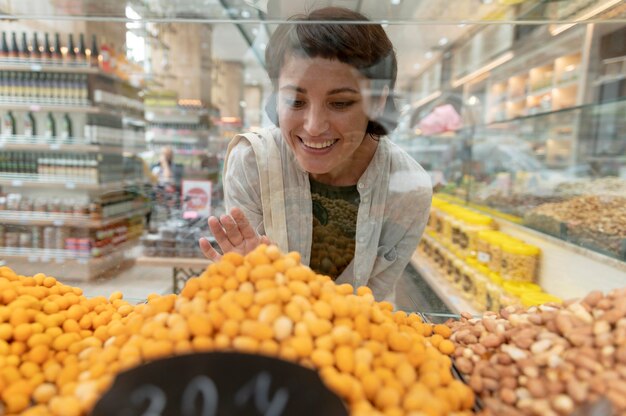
[301,138,336,149]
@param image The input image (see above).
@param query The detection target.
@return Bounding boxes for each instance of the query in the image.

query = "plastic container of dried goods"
[490,233,522,273]
[465,214,494,258]
[520,292,562,308]
[458,263,475,298]
[471,268,489,310]
[501,243,540,282]
[477,230,495,265]
[503,281,542,299]
[485,281,502,312]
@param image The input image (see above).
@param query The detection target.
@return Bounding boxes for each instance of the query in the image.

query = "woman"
[200,7,432,301]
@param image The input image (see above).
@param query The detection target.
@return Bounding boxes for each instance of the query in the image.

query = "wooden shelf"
[0,208,149,228]
[410,250,479,316]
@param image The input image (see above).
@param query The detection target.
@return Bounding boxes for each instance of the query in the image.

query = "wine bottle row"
[0,71,89,105]
[0,31,99,66]
[0,151,124,184]
[1,110,73,140]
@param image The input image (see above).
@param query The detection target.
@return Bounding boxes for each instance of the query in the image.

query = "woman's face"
[277,55,380,185]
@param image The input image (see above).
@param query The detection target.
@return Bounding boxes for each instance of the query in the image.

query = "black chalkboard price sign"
[92,351,348,416]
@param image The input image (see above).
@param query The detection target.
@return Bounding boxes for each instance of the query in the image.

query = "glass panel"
[0,0,624,22]
[0,1,624,322]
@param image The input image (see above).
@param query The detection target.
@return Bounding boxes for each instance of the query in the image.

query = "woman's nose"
[303,105,329,136]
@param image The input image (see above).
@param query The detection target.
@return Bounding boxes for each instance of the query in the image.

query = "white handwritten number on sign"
[132,384,166,416]
[128,372,288,415]
[181,376,218,416]
[234,372,289,416]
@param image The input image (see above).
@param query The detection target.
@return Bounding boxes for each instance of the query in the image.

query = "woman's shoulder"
[382,139,432,190]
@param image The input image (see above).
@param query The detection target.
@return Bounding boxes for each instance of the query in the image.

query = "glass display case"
[1,1,626,415]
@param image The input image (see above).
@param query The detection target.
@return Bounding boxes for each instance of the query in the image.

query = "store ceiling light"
[391,0,402,5]
[438,37,449,46]
[452,51,514,88]
[413,63,421,70]
[425,51,434,59]
[550,0,623,36]
[125,5,141,20]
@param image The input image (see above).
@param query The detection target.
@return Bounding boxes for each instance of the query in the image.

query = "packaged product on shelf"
[476,230,495,264]
[502,280,542,299]
[464,213,494,258]
[501,242,541,282]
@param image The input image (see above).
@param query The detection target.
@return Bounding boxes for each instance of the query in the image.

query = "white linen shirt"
[224,127,432,301]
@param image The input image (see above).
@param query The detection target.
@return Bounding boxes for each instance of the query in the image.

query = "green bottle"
[45,112,56,138]
[23,112,37,138]
[60,113,72,142]
[1,111,16,136]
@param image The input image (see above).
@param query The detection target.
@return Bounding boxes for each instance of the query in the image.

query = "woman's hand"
[199,207,271,261]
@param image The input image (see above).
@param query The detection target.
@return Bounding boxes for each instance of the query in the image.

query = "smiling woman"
[199,6,432,302]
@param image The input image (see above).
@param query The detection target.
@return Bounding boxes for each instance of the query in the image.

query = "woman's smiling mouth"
[299,137,338,150]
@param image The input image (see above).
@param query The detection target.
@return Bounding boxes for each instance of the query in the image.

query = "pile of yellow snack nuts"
[0,245,475,416]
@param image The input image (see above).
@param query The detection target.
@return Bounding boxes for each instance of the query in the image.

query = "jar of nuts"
[502,280,542,299]
[520,291,562,307]
[501,242,540,282]
[464,214,493,258]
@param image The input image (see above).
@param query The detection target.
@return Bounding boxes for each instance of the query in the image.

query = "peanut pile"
[0,245,475,416]
[448,288,626,415]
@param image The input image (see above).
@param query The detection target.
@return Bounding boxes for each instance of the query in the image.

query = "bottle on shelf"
[32,33,42,60]
[20,32,29,60]
[99,37,111,72]
[2,111,16,136]
[23,112,37,139]
[45,112,56,138]
[10,32,19,59]
[67,33,76,62]
[90,34,99,67]
[1,32,9,58]
[77,33,86,63]
[52,33,62,61]
[60,113,72,142]
[43,33,52,60]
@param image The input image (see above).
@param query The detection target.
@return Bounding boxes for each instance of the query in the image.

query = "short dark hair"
[264,7,398,136]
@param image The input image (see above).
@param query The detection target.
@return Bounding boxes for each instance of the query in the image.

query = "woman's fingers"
[207,216,234,253]
[199,237,221,261]
[219,214,244,246]
[230,207,257,241]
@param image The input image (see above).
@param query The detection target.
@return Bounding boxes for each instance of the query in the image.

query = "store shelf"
[0,238,139,281]
[0,102,98,113]
[0,208,149,228]
[0,62,99,74]
[0,62,135,86]
[0,140,122,154]
[410,250,479,316]
[0,177,141,191]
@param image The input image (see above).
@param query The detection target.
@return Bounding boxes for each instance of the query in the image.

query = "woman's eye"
[331,101,355,109]
[284,98,305,108]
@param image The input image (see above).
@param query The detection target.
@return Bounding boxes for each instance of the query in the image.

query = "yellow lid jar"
[503,281,542,298]
[520,292,562,308]
[501,243,541,282]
